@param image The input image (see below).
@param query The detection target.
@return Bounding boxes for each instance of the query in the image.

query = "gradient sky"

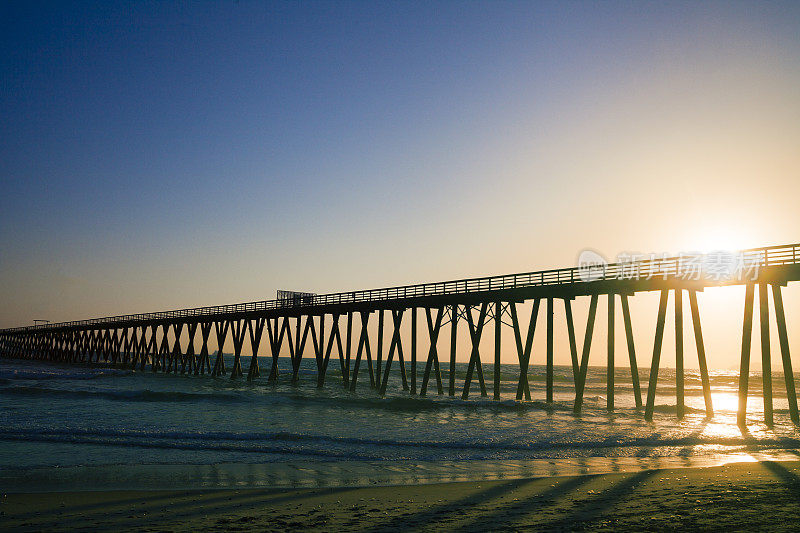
[2,1,799,369]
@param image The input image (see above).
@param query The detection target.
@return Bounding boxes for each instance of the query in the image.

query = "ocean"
[1,357,798,492]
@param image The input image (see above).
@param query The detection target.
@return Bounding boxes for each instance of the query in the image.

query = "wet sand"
[2,460,800,531]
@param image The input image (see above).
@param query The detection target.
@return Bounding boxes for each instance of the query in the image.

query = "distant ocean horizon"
[1,357,798,492]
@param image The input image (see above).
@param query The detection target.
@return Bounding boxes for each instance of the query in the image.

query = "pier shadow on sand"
[4,461,800,532]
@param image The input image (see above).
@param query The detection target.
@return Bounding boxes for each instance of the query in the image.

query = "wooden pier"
[2,243,799,426]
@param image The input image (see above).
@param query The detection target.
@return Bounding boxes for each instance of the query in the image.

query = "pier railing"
[3,243,798,333]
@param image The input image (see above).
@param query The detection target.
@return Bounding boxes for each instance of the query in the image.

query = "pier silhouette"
[2,243,799,426]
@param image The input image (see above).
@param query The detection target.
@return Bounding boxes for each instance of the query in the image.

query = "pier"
[2,243,799,426]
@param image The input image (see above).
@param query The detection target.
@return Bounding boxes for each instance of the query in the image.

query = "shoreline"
[3,460,800,531]
[2,450,799,494]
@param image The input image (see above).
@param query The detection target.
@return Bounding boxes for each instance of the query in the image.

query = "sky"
[2,1,800,369]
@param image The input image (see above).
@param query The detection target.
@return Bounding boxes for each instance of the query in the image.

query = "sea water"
[1,357,798,491]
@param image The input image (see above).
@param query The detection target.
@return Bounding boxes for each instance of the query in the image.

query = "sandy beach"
[2,459,800,531]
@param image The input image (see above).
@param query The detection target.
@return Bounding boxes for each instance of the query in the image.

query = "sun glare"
[686,226,758,254]
[709,392,740,413]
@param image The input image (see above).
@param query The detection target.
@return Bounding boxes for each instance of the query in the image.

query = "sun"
[684,226,758,254]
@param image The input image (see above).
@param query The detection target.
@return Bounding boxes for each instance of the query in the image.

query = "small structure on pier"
[277,290,317,307]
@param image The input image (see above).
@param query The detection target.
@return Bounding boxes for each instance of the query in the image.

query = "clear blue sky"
[2,1,800,368]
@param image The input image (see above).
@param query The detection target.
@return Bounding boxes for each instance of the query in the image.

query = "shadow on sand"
[5,460,800,532]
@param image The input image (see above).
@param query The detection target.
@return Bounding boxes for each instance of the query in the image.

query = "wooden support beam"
[115,329,123,364]
[349,313,367,390]
[379,309,406,395]
[130,329,136,367]
[117,329,125,366]
[411,307,417,395]
[283,316,296,375]
[95,329,101,363]
[322,314,341,387]
[197,322,212,375]
[107,329,114,362]
[151,328,160,370]
[462,302,488,399]
[547,297,554,403]
[103,329,112,362]
[573,294,599,414]
[644,289,669,421]
[129,328,137,368]
[494,301,501,400]
[267,317,285,382]
[143,326,153,370]
[212,320,230,377]
[145,324,152,370]
[449,304,458,397]
[675,289,684,419]
[229,319,246,379]
[181,322,198,374]
[688,291,713,417]
[759,283,773,426]
[350,311,375,391]
[186,324,196,374]
[173,325,184,373]
[620,294,643,410]
[510,301,538,401]
[376,309,384,381]
[99,329,107,362]
[145,325,157,371]
[607,293,615,411]
[157,324,170,372]
[147,328,156,370]
[109,328,119,364]
[737,284,755,427]
[109,328,119,365]
[772,284,799,424]
[247,317,265,381]
[473,317,487,397]
[105,329,112,362]
[329,313,349,386]
[420,307,444,396]
[293,315,317,383]
[293,316,302,378]
[126,327,137,367]
[321,314,343,388]
[345,311,353,384]
[564,298,579,385]
[308,316,320,376]
[396,316,409,392]
[314,314,326,386]
[71,332,77,363]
